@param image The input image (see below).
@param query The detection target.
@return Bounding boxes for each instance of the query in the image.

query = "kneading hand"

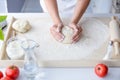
[50,23,64,42]
[69,23,82,43]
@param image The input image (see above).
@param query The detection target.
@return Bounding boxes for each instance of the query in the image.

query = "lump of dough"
[62,26,74,44]
[12,19,31,33]
[6,40,25,60]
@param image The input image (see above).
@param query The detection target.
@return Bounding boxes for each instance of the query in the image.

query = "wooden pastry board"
[0,13,120,68]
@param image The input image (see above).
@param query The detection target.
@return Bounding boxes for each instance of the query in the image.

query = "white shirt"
[40,0,76,13]
[40,0,92,17]
[40,0,112,14]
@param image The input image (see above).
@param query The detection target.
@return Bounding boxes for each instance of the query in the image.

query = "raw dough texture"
[62,26,74,44]
[12,19,31,33]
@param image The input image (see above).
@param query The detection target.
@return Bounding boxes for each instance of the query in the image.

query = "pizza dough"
[62,26,74,44]
[12,19,31,33]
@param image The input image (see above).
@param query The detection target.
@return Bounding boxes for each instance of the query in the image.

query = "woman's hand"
[50,23,64,42]
[69,23,82,43]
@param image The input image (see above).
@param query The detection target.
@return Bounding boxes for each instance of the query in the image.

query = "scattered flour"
[18,18,109,60]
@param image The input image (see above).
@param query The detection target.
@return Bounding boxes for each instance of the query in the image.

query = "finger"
[76,25,82,32]
[72,32,82,43]
[56,23,63,32]
[52,32,63,41]
[71,26,80,39]
[50,28,64,42]
[72,27,82,39]
[73,37,80,43]
[72,30,79,39]
[78,26,83,32]
[70,24,78,31]
[72,27,82,43]
[73,34,81,42]
[57,33,64,42]
[51,25,57,30]
[55,33,64,42]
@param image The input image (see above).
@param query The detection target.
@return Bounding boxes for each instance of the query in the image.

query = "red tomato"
[0,71,3,79]
[0,76,14,80]
[95,63,108,78]
[5,65,19,79]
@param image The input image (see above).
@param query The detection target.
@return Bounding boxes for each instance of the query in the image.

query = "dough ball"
[12,19,31,33]
[62,26,74,44]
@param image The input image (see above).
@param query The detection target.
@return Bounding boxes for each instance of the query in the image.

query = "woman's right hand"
[50,23,64,42]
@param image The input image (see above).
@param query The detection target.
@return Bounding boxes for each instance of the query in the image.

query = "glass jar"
[21,39,44,80]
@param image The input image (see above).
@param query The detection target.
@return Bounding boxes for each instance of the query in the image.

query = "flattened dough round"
[62,26,74,44]
[12,19,31,33]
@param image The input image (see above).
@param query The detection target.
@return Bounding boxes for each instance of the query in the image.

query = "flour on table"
[17,18,109,60]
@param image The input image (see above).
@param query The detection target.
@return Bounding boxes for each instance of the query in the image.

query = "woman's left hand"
[69,23,82,43]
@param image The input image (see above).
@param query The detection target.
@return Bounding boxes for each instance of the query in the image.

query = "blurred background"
[0,0,120,13]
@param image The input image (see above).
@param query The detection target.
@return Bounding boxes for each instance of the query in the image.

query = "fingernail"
[59,36,64,42]
[59,38,64,42]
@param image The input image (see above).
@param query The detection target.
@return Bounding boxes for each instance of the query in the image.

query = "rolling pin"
[109,16,120,56]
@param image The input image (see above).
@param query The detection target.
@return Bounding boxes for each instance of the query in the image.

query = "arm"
[69,0,90,43]
[44,0,64,42]
[71,0,90,24]
[44,0,62,24]
[44,0,90,43]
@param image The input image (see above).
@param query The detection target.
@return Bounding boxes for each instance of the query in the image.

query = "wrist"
[53,17,63,26]
[70,19,79,25]
[69,22,77,27]
[54,22,63,27]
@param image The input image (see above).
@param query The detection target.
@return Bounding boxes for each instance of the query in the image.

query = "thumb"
[56,23,63,32]
[69,24,78,32]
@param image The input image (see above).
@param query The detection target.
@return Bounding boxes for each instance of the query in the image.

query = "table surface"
[1,67,120,80]
[0,13,120,80]
[43,68,120,80]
